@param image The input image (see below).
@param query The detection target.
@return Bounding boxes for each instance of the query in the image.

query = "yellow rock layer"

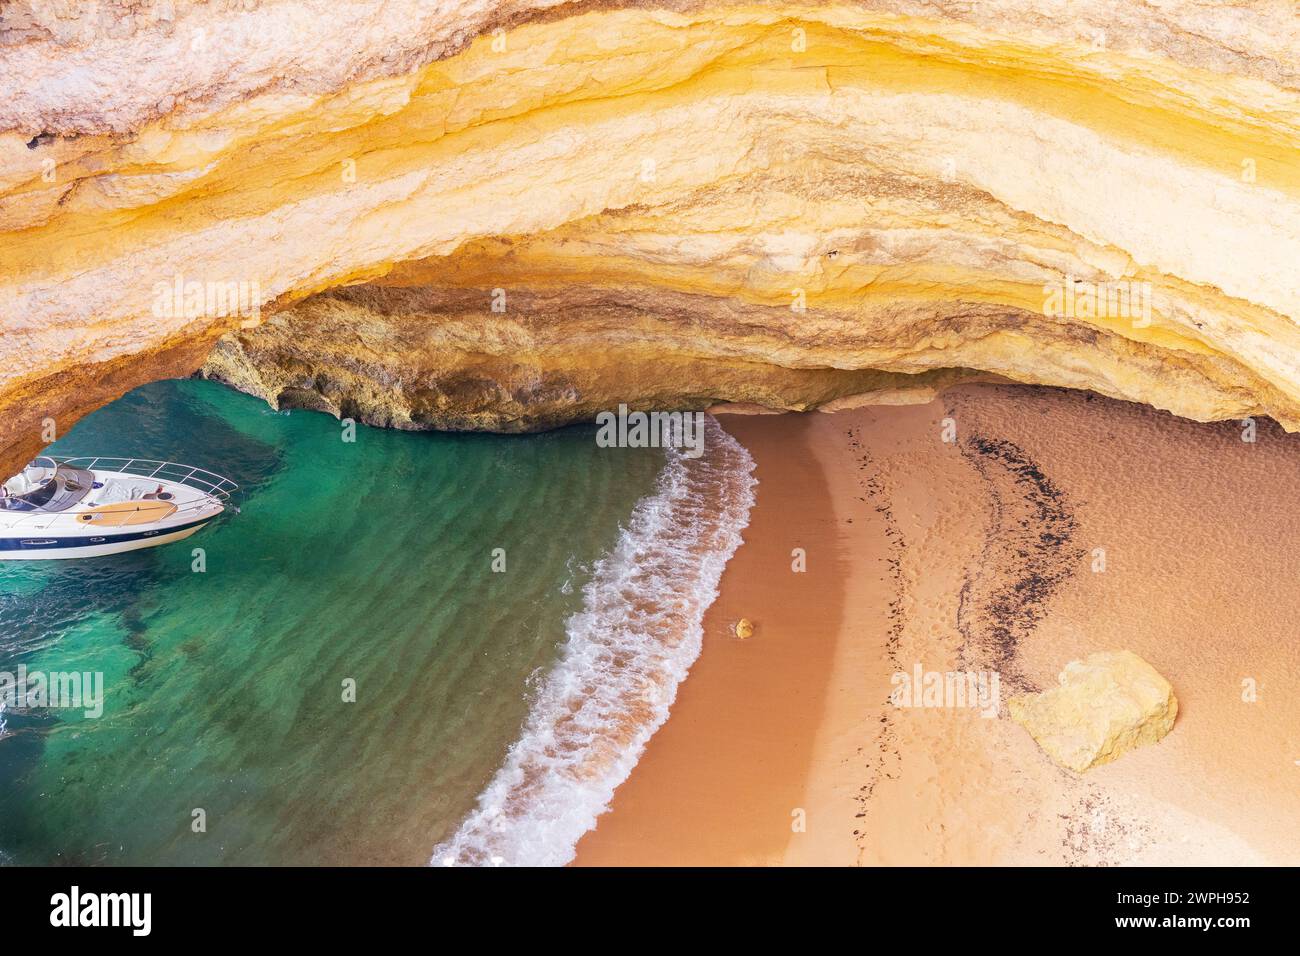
[3,3,1300,472]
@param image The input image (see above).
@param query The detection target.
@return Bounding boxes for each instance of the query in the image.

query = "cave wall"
[3,1,1299,474]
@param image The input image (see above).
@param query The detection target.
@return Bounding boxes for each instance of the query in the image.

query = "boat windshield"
[0,484,53,511]
[0,463,92,513]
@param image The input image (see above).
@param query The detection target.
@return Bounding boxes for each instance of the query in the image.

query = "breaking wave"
[431,416,757,866]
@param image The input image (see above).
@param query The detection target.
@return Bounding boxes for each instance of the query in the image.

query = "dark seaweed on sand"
[957,434,1086,691]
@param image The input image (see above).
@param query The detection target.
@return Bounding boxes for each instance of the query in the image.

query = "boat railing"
[1,458,238,531]
[50,457,239,500]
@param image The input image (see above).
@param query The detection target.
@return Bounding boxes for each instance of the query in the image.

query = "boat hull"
[0,518,211,560]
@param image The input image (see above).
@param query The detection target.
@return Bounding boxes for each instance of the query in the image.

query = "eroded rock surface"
[4,2,1300,473]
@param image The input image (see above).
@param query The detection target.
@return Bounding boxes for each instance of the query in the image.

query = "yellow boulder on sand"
[1008,650,1177,773]
[734,619,754,640]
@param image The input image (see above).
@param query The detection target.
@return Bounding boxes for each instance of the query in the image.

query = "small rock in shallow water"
[734,618,754,639]
[1008,650,1177,773]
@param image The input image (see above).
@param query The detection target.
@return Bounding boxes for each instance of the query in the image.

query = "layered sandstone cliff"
[3,1,1300,472]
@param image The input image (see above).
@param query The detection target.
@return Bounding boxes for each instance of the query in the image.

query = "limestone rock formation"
[198,284,997,430]
[1008,650,1178,773]
[4,2,1300,474]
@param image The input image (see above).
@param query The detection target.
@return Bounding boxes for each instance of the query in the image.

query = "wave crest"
[431,416,757,867]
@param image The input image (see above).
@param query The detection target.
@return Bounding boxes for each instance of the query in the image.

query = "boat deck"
[76,500,180,527]
[39,466,95,512]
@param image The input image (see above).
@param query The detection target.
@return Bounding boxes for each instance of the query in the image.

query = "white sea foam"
[430,416,757,867]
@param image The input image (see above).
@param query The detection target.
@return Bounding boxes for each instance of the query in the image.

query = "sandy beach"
[573,384,1300,866]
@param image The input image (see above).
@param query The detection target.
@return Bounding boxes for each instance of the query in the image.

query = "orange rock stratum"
[4,1,1300,473]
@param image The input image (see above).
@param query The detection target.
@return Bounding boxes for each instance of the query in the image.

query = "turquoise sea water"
[0,379,668,865]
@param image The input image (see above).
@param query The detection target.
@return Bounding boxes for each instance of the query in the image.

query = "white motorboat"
[0,456,238,560]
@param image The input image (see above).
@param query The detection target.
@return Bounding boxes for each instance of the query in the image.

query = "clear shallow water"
[0,379,668,865]
[434,416,756,866]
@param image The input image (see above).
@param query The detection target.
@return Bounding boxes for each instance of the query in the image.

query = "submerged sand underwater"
[575,384,1300,866]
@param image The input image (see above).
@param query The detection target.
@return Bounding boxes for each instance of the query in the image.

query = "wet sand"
[572,414,857,865]
[572,384,1300,866]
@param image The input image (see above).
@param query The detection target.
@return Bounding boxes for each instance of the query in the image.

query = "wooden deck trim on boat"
[78,500,178,526]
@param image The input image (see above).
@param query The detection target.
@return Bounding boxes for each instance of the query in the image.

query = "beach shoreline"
[572,413,856,865]
[574,385,1300,866]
